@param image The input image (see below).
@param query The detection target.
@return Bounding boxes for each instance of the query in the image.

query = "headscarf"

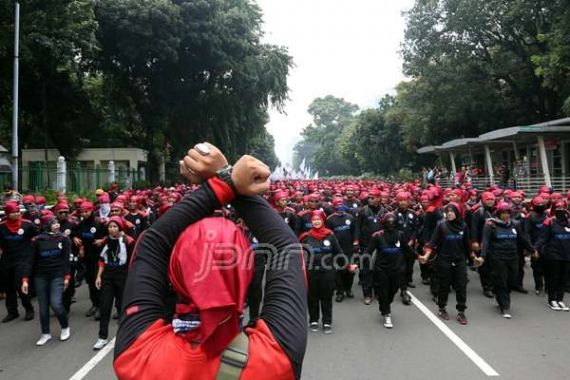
[168,217,253,358]
[300,210,333,241]
[4,202,21,233]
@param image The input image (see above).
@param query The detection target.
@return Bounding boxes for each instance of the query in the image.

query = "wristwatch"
[216,165,237,193]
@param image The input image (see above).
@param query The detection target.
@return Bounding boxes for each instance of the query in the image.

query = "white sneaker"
[93,338,108,350]
[60,327,71,341]
[557,301,570,312]
[549,301,561,311]
[36,334,52,346]
[309,322,319,332]
[383,314,393,329]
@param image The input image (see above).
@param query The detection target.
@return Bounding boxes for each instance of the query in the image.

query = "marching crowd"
[2,156,570,355]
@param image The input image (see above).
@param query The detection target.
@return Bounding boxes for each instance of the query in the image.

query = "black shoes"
[24,309,35,321]
[401,291,411,305]
[512,286,529,294]
[335,293,344,303]
[483,290,494,298]
[345,291,354,299]
[2,313,19,323]
[85,306,97,317]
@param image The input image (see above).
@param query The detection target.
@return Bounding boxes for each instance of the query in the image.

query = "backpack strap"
[216,331,250,380]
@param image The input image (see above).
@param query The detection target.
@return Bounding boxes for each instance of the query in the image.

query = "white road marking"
[408,291,500,377]
[68,337,116,380]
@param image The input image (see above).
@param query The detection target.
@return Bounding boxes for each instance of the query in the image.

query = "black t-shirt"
[0,219,37,267]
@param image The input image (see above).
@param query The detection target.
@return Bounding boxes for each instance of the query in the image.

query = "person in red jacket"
[113,143,307,380]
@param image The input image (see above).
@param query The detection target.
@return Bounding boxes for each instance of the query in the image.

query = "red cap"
[80,201,95,212]
[4,202,19,214]
[22,195,36,204]
[36,196,46,205]
[106,216,125,231]
[53,202,69,212]
[332,197,344,207]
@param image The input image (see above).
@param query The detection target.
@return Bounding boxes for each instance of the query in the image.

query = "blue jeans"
[34,276,68,334]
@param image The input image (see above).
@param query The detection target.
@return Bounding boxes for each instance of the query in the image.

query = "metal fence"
[0,164,146,193]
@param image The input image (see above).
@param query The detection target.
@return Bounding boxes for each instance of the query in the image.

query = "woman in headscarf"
[113,144,307,380]
[535,200,570,311]
[477,202,536,319]
[21,211,71,345]
[93,216,135,350]
[421,202,470,324]
[301,210,343,334]
[366,212,412,329]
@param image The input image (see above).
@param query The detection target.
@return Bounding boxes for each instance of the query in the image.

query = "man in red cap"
[343,185,361,217]
[296,193,321,236]
[326,197,358,302]
[22,195,42,230]
[394,192,420,305]
[124,196,150,241]
[274,191,297,232]
[471,191,496,298]
[0,202,37,322]
[355,188,386,304]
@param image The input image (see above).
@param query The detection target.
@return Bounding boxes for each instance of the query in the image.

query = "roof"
[417,117,570,154]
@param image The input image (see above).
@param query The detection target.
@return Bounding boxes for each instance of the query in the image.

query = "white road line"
[408,291,500,377]
[68,337,116,380]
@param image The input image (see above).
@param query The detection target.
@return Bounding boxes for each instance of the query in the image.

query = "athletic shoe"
[549,301,561,311]
[322,324,333,334]
[93,338,108,350]
[556,301,569,311]
[383,315,393,329]
[36,334,52,346]
[513,286,529,294]
[438,308,449,320]
[536,289,545,296]
[457,312,468,325]
[483,290,494,298]
[309,322,319,332]
[500,308,512,319]
[60,327,71,341]
[363,297,372,305]
[335,293,344,303]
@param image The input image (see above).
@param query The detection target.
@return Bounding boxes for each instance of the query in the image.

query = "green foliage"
[0,0,290,183]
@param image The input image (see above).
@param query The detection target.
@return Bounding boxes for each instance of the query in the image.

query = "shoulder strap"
[216,331,250,380]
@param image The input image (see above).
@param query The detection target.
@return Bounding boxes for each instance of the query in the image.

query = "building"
[20,148,148,192]
[417,117,570,193]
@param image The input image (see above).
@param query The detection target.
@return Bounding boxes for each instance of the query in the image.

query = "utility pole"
[12,0,20,190]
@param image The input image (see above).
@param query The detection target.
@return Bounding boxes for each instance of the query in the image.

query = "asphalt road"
[1,263,569,380]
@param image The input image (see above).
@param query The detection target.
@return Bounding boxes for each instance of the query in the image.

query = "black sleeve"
[463,225,472,255]
[516,225,535,252]
[62,237,71,276]
[24,239,37,279]
[428,222,442,249]
[365,234,378,256]
[329,233,343,257]
[471,212,481,243]
[231,195,307,380]
[480,223,492,258]
[114,185,221,360]
[534,224,549,252]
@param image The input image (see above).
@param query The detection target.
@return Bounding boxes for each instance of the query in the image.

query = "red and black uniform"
[276,206,297,233]
[124,212,149,241]
[326,211,356,299]
[470,205,495,294]
[296,209,314,236]
[76,215,105,310]
[0,218,37,318]
[59,217,80,312]
[395,207,420,290]
[113,184,307,380]
[525,211,547,292]
[355,205,384,299]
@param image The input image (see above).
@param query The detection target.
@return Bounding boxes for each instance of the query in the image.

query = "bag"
[216,332,250,380]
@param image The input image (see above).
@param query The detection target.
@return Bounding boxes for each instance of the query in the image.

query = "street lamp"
[12,0,20,190]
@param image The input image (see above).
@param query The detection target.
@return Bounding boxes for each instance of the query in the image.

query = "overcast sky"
[257,0,415,166]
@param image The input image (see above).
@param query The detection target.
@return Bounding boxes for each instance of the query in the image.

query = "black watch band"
[216,165,237,193]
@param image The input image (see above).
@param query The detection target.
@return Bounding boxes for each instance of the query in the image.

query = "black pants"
[490,256,518,309]
[85,259,101,308]
[308,270,335,325]
[374,267,400,315]
[516,250,526,288]
[401,253,415,290]
[62,262,76,312]
[335,269,355,295]
[247,261,266,321]
[478,259,493,293]
[359,253,374,298]
[544,260,570,302]
[420,262,431,281]
[531,256,545,291]
[99,269,126,339]
[3,263,33,315]
[437,259,467,312]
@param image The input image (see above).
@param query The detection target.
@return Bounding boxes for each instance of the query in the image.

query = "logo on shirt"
[408,213,414,219]
[136,219,141,225]
[512,228,517,235]
[58,242,63,249]
[345,220,351,225]
[284,217,289,224]
[323,240,331,247]
[34,218,40,225]
[252,237,259,244]
[395,241,401,248]
[565,227,570,233]
[353,203,358,208]
[90,227,97,234]
[64,229,71,236]
[17,228,24,235]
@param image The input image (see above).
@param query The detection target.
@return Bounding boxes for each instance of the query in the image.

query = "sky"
[256,0,415,166]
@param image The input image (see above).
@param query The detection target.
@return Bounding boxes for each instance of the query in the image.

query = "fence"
[0,159,147,193]
[439,175,569,194]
